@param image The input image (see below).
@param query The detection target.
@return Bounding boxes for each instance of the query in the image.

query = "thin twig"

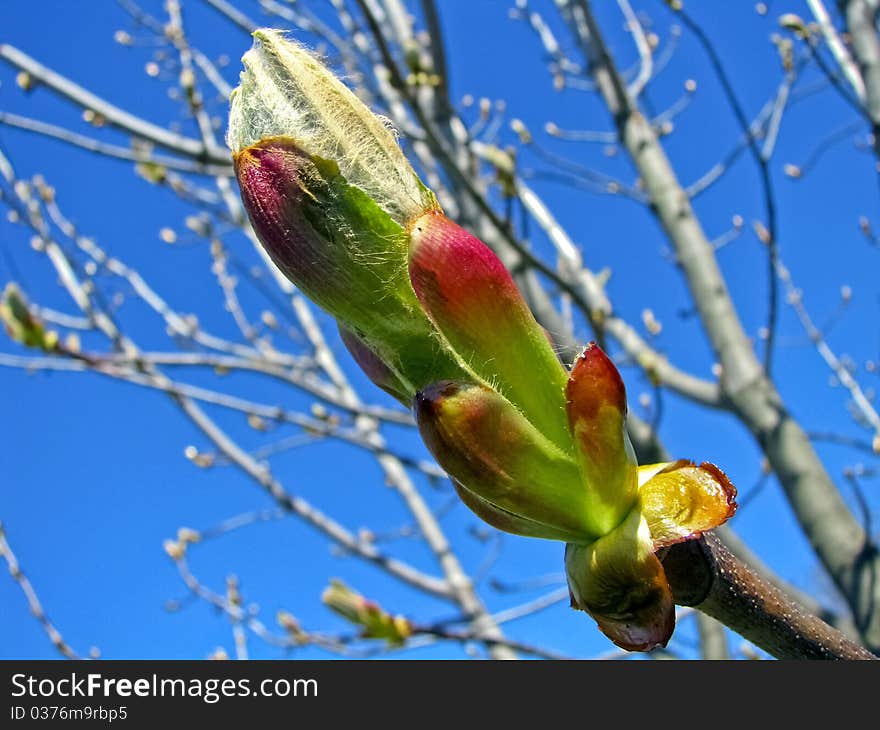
[0,522,88,659]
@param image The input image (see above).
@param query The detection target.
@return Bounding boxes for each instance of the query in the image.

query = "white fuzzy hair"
[227,30,433,225]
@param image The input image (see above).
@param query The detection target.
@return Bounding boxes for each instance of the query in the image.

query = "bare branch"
[843,0,880,163]
[0,111,231,175]
[0,44,229,165]
[0,522,90,659]
[778,260,880,441]
[198,0,258,34]
[617,0,653,97]
[695,613,729,660]
[807,0,866,99]
[565,0,880,650]
[663,535,875,660]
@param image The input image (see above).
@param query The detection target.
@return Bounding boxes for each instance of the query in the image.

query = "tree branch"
[0,44,229,165]
[669,6,781,376]
[808,0,866,100]
[842,0,880,162]
[0,522,90,659]
[695,613,729,660]
[663,535,875,660]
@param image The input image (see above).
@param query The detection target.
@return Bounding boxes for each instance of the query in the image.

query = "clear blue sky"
[1,1,878,659]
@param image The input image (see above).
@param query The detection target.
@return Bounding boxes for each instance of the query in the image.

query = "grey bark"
[695,613,729,660]
[843,0,880,160]
[571,0,880,651]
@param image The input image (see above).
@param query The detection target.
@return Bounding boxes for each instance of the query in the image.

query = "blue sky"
[1,1,878,659]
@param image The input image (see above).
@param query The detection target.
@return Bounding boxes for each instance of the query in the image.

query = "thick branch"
[663,535,875,660]
[843,0,880,160]
[671,7,780,375]
[571,0,880,650]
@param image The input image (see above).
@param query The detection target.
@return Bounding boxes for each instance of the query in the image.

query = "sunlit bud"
[277,610,299,631]
[408,210,569,446]
[414,380,596,541]
[276,611,305,641]
[16,71,35,92]
[137,161,168,184]
[82,109,106,127]
[641,308,662,335]
[228,30,434,226]
[179,68,195,90]
[163,539,184,560]
[311,404,329,420]
[184,445,214,468]
[229,33,482,398]
[321,580,413,645]
[1,283,59,352]
[779,13,808,38]
[177,527,202,545]
[226,576,242,606]
[752,220,771,244]
[64,333,81,354]
[510,118,531,144]
[247,413,268,431]
[566,344,638,534]
[234,136,464,395]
